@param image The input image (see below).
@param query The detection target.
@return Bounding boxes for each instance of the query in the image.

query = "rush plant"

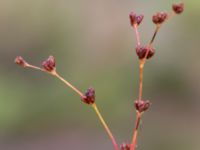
[15,2,184,150]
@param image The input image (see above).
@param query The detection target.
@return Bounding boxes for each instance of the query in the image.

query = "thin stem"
[133,24,141,46]
[27,64,46,72]
[54,72,84,97]
[26,64,84,98]
[149,11,175,47]
[130,112,142,150]
[149,25,160,46]
[92,103,119,150]
[24,62,119,150]
[138,59,145,100]
[130,10,176,150]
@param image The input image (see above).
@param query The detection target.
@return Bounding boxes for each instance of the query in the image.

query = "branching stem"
[25,64,118,150]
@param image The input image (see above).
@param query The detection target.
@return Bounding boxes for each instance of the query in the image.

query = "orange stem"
[130,112,142,150]
[138,59,145,100]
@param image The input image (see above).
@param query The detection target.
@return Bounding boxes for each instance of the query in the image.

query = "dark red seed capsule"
[129,12,144,26]
[82,87,95,105]
[15,56,28,67]
[42,55,56,72]
[152,12,168,24]
[134,100,150,113]
[172,3,184,14]
[136,46,155,60]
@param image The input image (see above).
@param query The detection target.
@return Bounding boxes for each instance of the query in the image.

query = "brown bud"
[129,12,144,26]
[152,12,168,24]
[136,46,155,59]
[120,143,130,150]
[14,56,28,67]
[134,100,150,113]
[172,3,184,14]
[42,55,56,72]
[82,87,95,105]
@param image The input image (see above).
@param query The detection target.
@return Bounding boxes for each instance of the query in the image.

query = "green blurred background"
[0,0,200,149]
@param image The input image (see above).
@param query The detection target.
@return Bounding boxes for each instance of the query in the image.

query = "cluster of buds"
[172,3,184,14]
[42,55,56,72]
[134,100,150,113]
[15,56,28,67]
[152,12,168,24]
[120,143,130,150]
[129,12,144,26]
[136,46,155,59]
[82,87,95,105]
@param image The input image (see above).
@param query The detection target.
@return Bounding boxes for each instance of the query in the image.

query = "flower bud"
[120,143,130,150]
[136,46,155,59]
[129,12,144,26]
[134,100,150,113]
[42,55,56,72]
[14,56,28,67]
[172,3,184,14]
[82,87,95,105]
[152,12,168,24]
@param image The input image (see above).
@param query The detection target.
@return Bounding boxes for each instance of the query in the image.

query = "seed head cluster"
[134,100,150,113]
[129,12,144,26]
[82,87,95,105]
[42,55,56,72]
[136,46,155,59]
[15,56,28,67]
[152,12,168,24]
[172,3,184,14]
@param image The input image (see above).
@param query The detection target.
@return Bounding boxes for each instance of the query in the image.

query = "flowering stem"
[131,11,176,150]
[25,64,118,149]
[92,103,119,150]
[130,112,142,150]
[133,24,141,46]
[27,64,119,149]
[130,59,144,150]
[149,11,175,48]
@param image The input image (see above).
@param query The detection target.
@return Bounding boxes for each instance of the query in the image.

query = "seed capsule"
[14,56,28,67]
[152,12,168,24]
[134,100,150,113]
[136,46,155,59]
[42,55,56,72]
[82,87,95,105]
[172,3,184,14]
[129,12,144,26]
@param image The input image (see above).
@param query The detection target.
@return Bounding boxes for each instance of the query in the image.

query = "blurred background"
[0,0,200,150]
